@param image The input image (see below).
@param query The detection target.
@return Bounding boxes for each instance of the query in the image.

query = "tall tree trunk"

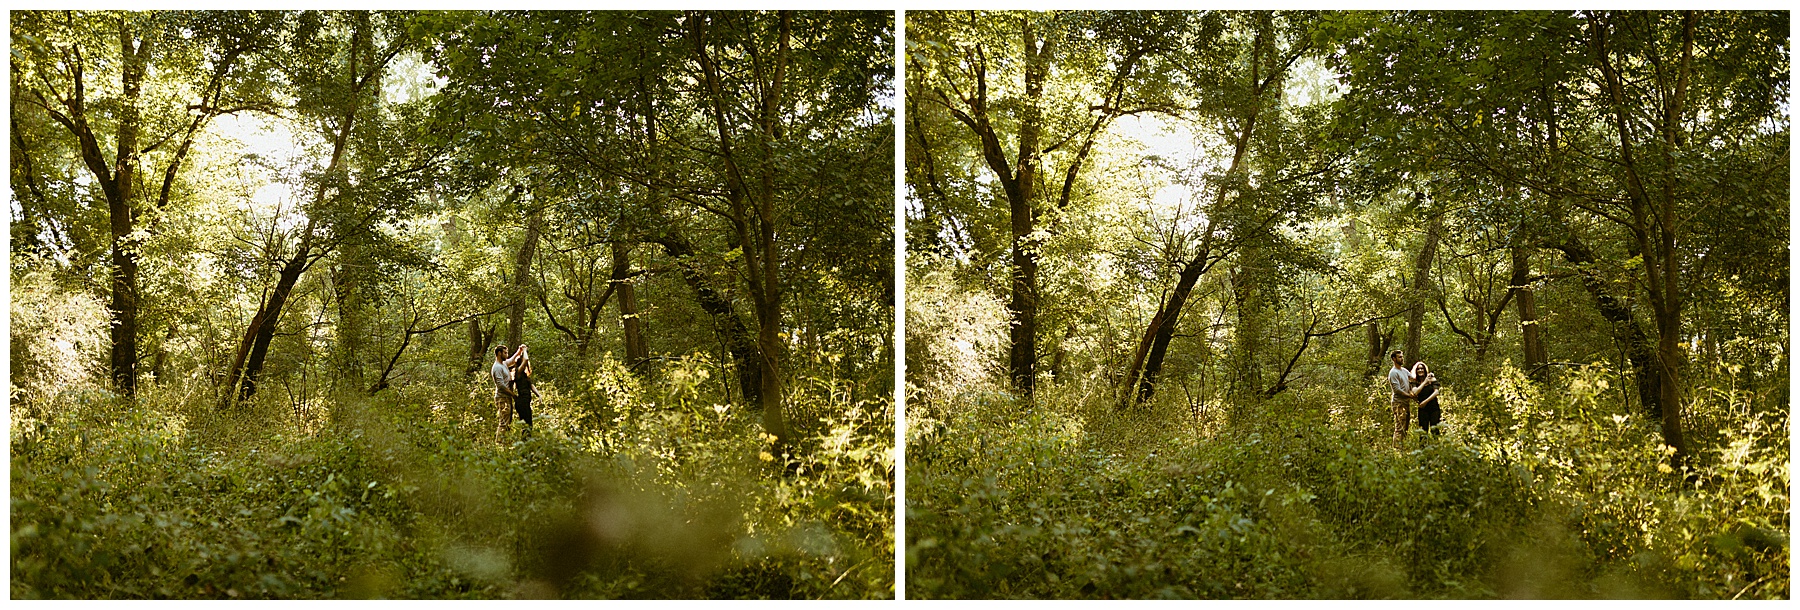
[104,22,150,397]
[506,203,543,350]
[613,241,649,373]
[1119,23,1287,408]
[1229,261,1266,403]
[1511,246,1548,377]
[689,10,791,443]
[1404,207,1443,364]
[1001,18,1049,398]
[220,14,389,408]
[1586,11,1688,463]
[332,244,367,386]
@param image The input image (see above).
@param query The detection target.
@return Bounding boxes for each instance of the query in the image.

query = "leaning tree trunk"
[1119,23,1283,408]
[1122,255,1208,408]
[648,231,761,406]
[223,241,312,405]
[1552,230,1661,419]
[220,13,388,408]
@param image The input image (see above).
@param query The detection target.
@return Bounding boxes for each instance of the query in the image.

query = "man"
[1387,349,1422,442]
[492,345,521,441]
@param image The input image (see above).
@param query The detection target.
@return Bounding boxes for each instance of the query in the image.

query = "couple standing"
[1386,349,1442,442]
[492,344,538,440]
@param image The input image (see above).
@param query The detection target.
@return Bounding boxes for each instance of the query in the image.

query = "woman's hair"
[1412,362,1430,377]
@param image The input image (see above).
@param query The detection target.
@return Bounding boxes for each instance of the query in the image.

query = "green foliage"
[10,258,111,411]
[12,353,892,599]
[908,362,1787,599]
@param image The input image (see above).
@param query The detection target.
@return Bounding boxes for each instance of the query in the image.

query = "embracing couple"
[492,344,539,441]
[1386,349,1442,442]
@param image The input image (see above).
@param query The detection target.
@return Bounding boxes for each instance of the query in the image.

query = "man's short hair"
[1390,350,1403,358]
[495,345,508,357]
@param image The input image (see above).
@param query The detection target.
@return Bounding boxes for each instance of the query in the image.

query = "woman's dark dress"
[513,369,534,427]
[1416,378,1441,434]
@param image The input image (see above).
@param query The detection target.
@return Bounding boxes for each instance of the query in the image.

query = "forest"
[12,10,894,598]
[905,10,1788,599]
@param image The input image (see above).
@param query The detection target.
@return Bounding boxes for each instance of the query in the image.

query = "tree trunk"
[613,241,649,373]
[688,10,791,443]
[1001,19,1050,398]
[1122,256,1208,408]
[506,203,543,350]
[1229,256,1266,403]
[1118,24,1285,408]
[98,22,153,397]
[1364,321,1394,377]
[332,244,367,386]
[1511,246,1548,377]
[466,317,492,374]
[647,231,761,406]
[220,14,389,408]
[1404,207,1443,364]
[1552,234,1660,417]
[1586,9,1692,465]
[223,243,311,405]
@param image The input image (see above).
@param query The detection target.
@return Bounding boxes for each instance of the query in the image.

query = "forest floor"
[11,363,894,599]
[906,366,1788,599]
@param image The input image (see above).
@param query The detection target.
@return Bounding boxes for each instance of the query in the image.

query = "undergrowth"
[906,363,1788,599]
[11,354,893,599]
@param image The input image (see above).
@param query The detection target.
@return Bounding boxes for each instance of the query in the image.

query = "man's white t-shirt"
[492,360,512,396]
[1387,365,1414,399]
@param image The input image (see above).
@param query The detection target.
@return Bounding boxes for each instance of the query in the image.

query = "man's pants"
[496,392,514,439]
[1392,395,1410,442]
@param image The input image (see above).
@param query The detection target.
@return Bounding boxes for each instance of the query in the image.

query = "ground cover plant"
[907,367,1786,598]
[13,356,893,599]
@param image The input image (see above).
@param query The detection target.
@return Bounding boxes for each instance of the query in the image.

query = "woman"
[1411,361,1442,435]
[508,344,538,432]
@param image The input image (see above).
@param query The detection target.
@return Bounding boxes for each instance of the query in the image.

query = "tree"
[12,10,282,397]
[1120,11,1340,407]
[911,10,1186,397]
[1333,10,1788,464]
[423,10,894,445]
[220,11,418,406]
